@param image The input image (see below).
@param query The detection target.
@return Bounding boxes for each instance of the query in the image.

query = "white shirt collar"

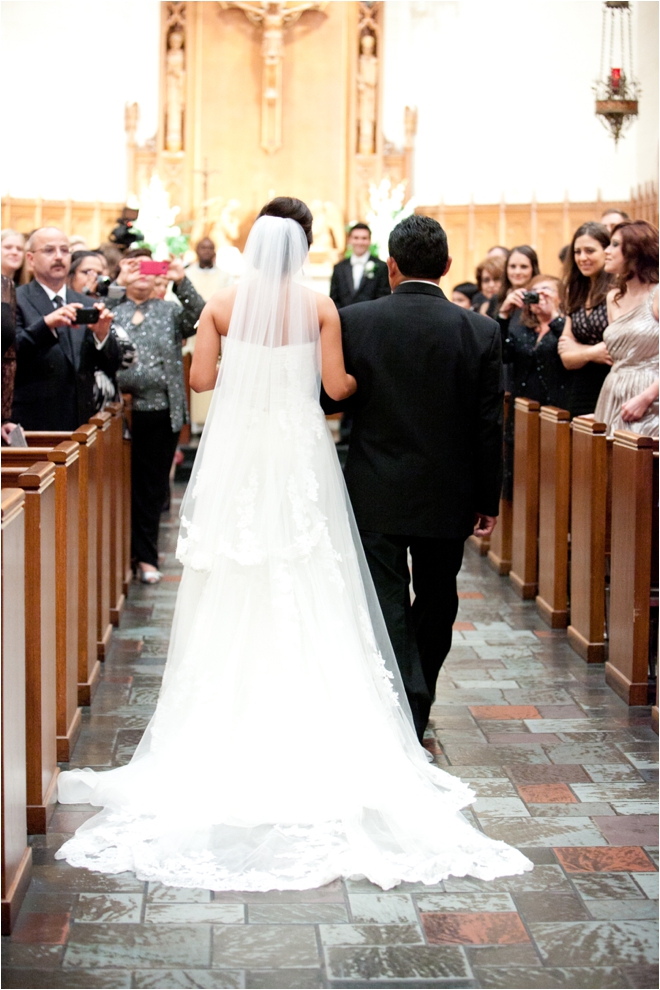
[37,280,67,303]
[400,279,439,287]
[350,252,370,267]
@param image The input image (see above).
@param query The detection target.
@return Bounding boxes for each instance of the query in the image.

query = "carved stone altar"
[125,1,416,243]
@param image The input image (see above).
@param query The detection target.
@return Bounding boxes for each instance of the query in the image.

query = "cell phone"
[140,260,169,276]
[74,307,100,325]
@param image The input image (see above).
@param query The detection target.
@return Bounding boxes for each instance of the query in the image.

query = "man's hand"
[167,256,186,284]
[473,513,497,538]
[90,303,113,342]
[43,303,83,330]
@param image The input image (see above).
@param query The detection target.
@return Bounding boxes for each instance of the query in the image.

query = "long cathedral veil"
[56,214,531,891]
[177,213,416,734]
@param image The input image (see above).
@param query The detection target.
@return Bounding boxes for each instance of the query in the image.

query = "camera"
[523,291,540,305]
[74,307,100,325]
[83,276,112,298]
[110,219,143,249]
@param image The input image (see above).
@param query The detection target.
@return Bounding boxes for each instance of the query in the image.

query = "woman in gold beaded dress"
[594,220,659,438]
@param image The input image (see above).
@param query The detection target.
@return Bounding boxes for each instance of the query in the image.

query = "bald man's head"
[26,226,71,288]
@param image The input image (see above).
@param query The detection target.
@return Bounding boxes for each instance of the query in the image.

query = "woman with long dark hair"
[595,220,659,437]
[497,245,540,321]
[557,222,613,417]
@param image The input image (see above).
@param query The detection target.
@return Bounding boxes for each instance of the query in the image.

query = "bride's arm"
[317,295,357,401]
[190,288,235,392]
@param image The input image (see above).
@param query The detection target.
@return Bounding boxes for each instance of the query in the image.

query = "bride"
[56,198,531,891]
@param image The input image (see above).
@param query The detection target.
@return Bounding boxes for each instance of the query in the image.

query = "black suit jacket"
[332,282,503,540]
[329,256,391,309]
[13,280,122,431]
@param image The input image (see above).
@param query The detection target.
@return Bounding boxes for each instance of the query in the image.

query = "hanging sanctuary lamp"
[594,1,640,146]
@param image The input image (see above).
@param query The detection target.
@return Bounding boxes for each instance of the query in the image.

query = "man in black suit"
[13,227,122,431]
[335,215,503,742]
[329,223,390,309]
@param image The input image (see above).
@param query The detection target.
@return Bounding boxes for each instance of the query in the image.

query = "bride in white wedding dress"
[57,201,532,891]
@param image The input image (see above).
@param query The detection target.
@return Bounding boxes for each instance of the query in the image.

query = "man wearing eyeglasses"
[13,227,122,431]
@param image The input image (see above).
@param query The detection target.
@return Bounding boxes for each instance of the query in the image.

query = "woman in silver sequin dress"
[112,254,205,582]
[594,220,659,438]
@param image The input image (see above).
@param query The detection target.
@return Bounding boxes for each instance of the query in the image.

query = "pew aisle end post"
[606,431,659,706]
[567,417,609,664]
[509,397,541,600]
[1,489,32,934]
[0,460,58,833]
[536,406,571,629]
[89,410,113,659]
[487,392,512,576]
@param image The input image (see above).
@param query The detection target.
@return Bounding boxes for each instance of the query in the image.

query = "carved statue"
[165,29,186,153]
[357,33,377,156]
[190,197,242,248]
[219,2,326,152]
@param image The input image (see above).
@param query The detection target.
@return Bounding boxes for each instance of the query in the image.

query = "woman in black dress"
[499,274,568,499]
[557,222,613,417]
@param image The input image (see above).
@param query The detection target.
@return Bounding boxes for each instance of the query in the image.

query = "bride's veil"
[178,212,418,740]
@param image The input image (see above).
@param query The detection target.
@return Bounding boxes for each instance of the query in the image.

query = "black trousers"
[360,531,465,741]
[131,409,180,568]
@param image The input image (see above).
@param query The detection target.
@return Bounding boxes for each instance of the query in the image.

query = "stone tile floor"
[3,484,658,989]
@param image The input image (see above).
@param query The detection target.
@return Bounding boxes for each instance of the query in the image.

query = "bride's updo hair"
[258,197,313,247]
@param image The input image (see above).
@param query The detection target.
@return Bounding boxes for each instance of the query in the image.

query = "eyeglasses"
[32,246,71,257]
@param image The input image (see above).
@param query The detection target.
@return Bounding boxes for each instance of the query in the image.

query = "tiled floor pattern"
[3,484,658,990]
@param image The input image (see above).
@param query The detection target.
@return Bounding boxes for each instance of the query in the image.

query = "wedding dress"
[57,216,532,891]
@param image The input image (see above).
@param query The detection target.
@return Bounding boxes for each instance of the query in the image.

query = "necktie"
[53,295,63,309]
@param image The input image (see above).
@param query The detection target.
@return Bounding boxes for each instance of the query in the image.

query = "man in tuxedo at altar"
[327,215,503,742]
[329,223,390,309]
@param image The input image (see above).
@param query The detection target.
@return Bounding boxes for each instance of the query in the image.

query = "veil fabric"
[56,216,531,891]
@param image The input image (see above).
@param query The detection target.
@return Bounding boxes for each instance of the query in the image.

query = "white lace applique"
[359,605,399,705]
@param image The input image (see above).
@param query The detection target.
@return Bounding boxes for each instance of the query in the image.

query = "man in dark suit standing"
[13,227,122,431]
[336,215,503,742]
[329,223,390,309]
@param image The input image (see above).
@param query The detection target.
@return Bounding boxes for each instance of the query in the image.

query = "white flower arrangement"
[365,178,417,261]
[134,175,189,259]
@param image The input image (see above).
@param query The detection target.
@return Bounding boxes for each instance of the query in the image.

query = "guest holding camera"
[68,250,137,410]
[112,254,205,583]
[594,220,659,438]
[557,222,613,418]
[13,227,121,431]
[500,274,567,498]
[1,229,26,286]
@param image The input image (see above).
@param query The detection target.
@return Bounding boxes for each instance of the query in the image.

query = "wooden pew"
[105,402,125,626]
[606,432,659,705]
[567,417,609,663]
[1,490,32,934]
[487,393,512,575]
[3,444,82,762]
[90,410,113,659]
[1,462,58,833]
[509,398,541,599]
[536,406,571,628]
[122,395,133,595]
[26,427,100,707]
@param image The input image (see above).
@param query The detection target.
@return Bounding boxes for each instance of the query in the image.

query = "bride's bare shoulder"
[205,285,238,333]
[313,290,338,321]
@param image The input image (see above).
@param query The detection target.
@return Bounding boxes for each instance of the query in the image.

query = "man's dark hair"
[258,197,313,246]
[602,208,630,221]
[350,222,371,236]
[388,215,448,280]
[124,247,153,259]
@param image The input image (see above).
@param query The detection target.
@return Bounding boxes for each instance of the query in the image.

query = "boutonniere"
[365,260,376,278]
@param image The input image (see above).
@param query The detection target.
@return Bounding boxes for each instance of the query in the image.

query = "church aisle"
[2,483,658,990]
